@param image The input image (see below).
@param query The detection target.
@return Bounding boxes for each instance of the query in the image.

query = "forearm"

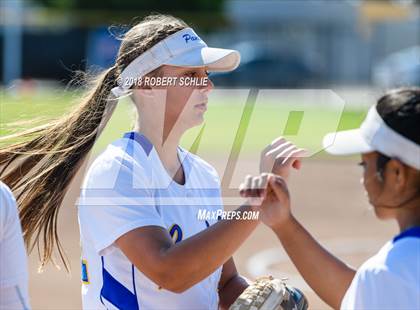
[219,274,250,310]
[161,205,259,290]
[273,216,356,309]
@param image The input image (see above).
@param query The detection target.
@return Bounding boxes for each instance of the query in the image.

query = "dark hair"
[375,87,420,174]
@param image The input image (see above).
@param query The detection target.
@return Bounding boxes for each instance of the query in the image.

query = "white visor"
[323,106,420,170]
[111,28,240,97]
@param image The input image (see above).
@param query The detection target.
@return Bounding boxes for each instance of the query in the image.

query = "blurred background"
[1,1,419,309]
[1,0,419,88]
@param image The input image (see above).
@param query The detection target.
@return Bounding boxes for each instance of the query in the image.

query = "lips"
[194,102,208,111]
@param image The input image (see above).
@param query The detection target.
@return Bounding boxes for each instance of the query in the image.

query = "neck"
[136,121,185,169]
[396,197,420,232]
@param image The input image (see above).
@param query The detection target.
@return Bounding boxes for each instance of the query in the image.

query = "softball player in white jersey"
[241,87,420,309]
[75,14,288,310]
[75,17,247,309]
[79,132,227,309]
[0,182,30,310]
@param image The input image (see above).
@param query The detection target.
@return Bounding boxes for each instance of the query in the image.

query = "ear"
[384,159,407,191]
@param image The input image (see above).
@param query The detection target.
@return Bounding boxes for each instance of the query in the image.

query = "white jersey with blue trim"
[78,132,224,310]
[341,226,420,310]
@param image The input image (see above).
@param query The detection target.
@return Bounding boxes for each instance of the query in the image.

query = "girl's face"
[160,65,213,130]
[359,152,390,219]
[131,65,213,137]
[359,152,419,219]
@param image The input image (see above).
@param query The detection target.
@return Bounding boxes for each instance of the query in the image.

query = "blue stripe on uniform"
[100,257,139,310]
[393,226,420,243]
[124,132,153,156]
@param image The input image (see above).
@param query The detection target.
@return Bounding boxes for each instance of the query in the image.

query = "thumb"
[292,159,301,170]
[291,149,307,170]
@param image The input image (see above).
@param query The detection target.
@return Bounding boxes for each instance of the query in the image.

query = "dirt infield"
[27,158,396,309]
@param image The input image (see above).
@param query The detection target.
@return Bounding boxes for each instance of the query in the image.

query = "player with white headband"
[77,17,252,309]
[239,87,420,309]
[77,15,308,310]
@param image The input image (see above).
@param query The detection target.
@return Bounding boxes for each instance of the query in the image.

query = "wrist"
[238,204,262,223]
[269,213,295,234]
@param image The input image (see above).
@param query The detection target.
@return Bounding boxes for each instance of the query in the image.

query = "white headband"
[323,106,420,170]
[111,27,240,97]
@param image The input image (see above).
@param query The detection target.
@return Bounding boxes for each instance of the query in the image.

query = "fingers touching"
[239,173,270,203]
[260,137,307,177]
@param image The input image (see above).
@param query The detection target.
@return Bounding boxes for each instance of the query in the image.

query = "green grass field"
[0,89,367,157]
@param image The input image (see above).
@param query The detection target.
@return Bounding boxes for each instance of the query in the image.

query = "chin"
[372,206,386,219]
[183,117,204,131]
[192,115,205,126]
[371,204,395,220]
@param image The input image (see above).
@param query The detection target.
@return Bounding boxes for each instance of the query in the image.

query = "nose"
[199,76,214,94]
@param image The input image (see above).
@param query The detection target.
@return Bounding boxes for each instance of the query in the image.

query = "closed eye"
[184,70,209,77]
[184,71,197,77]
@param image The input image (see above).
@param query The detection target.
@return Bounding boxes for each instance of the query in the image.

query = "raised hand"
[260,137,306,181]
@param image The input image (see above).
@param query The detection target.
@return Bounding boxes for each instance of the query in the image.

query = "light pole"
[2,0,23,87]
